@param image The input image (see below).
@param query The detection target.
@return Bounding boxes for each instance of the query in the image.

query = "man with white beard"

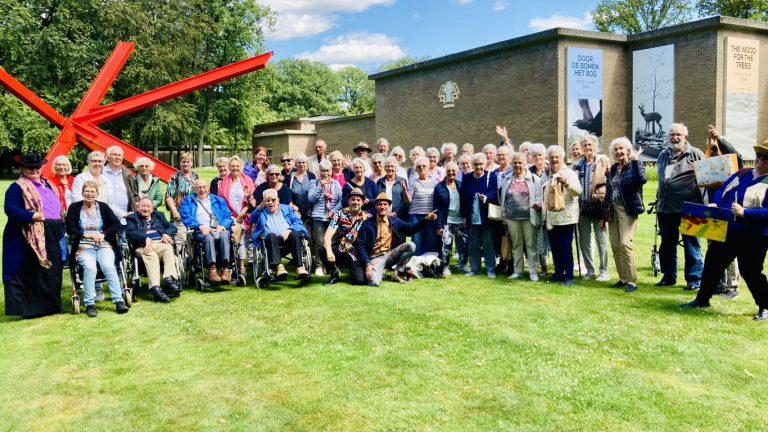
[654,123,705,290]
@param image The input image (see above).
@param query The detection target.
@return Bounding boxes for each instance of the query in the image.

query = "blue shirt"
[264,210,290,235]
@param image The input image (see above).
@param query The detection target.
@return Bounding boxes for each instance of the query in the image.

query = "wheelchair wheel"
[123,288,133,307]
[237,274,247,287]
[195,278,205,292]
[72,295,81,315]
[301,240,313,275]
[252,247,266,286]
[256,276,269,289]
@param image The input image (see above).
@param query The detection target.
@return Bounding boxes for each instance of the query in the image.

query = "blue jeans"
[76,246,122,306]
[658,213,703,286]
[409,214,440,255]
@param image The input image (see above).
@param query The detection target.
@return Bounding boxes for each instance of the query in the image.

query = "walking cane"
[573,224,582,278]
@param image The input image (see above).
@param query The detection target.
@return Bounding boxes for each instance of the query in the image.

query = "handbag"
[485,173,503,221]
[694,137,739,188]
[546,179,565,212]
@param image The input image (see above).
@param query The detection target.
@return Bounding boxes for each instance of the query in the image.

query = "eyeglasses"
[263,198,277,202]
[281,159,292,163]
[416,165,427,168]
[268,173,281,177]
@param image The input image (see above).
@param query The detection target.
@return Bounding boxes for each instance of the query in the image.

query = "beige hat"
[754,139,768,156]
[373,191,392,204]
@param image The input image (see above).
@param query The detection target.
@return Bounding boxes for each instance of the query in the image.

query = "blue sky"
[263,0,599,71]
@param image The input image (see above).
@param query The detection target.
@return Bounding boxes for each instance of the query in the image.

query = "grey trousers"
[577,215,609,276]
[368,242,416,286]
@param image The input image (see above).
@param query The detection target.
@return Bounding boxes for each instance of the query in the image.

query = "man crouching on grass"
[355,192,437,286]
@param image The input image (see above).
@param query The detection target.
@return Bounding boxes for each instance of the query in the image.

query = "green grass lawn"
[1,172,766,431]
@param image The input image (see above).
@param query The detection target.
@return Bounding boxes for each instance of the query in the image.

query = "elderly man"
[308,139,328,176]
[355,192,437,286]
[320,188,370,286]
[103,145,139,218]
[125,197,180,302]
[655,123,705,290]
[251,189,311,282]
[352,142,373,177]
[180,179,234,283]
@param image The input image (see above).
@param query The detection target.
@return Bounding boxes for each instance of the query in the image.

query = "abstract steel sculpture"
[0,41,272,181]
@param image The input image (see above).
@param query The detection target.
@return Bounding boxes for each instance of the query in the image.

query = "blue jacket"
[459,171,498,224]
[250,204,309,248]
[434,179,461,226]
[605,160,648,217]
[354,214,428,266]
[713,168,768,237]
[180,194,234,230]
[342,177,378,213]
[376,176,408,219]
[125,211,177,249]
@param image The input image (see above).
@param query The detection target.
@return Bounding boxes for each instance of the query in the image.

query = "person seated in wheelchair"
[125,197,180,303]
[65,180,129,317]
[250,189,310,281]
[180,179,235,283]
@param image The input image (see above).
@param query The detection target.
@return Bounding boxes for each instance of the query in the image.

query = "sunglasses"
[281,159,292,163]
[268,173,281,176]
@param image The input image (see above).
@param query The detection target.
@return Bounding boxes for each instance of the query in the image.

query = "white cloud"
[267,0,395,40]
[328,63,356,71]
[455,0,475,4]
[298,32,405,65]
[529,12,593,32]
[492,1,508,11]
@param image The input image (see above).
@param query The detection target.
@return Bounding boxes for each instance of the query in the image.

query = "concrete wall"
[316,114,376,154]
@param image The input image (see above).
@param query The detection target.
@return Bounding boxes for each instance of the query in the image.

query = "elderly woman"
[407,146,425,181]
[210,156,230,196]
[369,152,386,183]
[492,145,514,273]
[218,156,256,275]
[403,156,440,255]
[287,153,317,220]
[462,143,475,156]
[439,142,458,167]
[342,158,378,213]
[328,150,348,189]
[570,140,583,164]
[4,154,64,318]
[458,154,472,183]
[308,160,343,275]
[435,161,468,274]
[681,139,768,321]
[254,164,293,207]
[389,146,409,180]
[133,157,165,209]
[165,152,199,249]
[425,147,446,182]
[498,152,542,280]
[542,145,582,285]
[377,157,408,219]
[573,135,612,281]
[72,151,109,204]
[602,137,647,292]
[528,143,550,272]
[482,144,499,172]
[518,142,532,166]
[66,180,128,317]
[280,152,295,178]
[460,153,498,278]
[244,146,269,186]
[50,155,74,210]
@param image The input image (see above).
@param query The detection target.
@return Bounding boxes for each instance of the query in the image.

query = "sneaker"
[85,305,97,318]
[561,278,574,286]
[508,273,522,279]
[596,273,610,282]
[684,283,700,291]
[754,308,768,321]
[314,267,325,277]
[487,272,496,279]
[610,281,628,288]
[582,273,595,280]
[455,264,469,273]
[465,271,476,277]
[95,287,105,302]
[624,283,638,293]
[529,274,539,282]
[714,282,728,295]
[720,288,739,300]
[115,301,129,314]
[442,267,452,276]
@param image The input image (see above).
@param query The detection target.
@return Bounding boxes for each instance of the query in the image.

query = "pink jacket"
[217,173,254,216]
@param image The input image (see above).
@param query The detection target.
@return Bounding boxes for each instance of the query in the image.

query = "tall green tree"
[377,56,431,72]
[265,59,342,119]
[592,0,694,34]
[696,0,768,19]
[336,66,374,115]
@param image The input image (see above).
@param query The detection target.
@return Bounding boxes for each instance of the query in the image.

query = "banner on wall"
[632,44,675,161]
[566,48,603,153]
[725,37,760,160]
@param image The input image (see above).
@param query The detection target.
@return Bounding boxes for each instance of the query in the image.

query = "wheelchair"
[68,239,131,315]
[251,234,313,289]
[181,229,247,291]
[128,241,187,299]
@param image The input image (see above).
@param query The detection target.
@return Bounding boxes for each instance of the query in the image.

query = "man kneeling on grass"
[250,189,311,282]
[355,192,437,286]
[320,188,370,286]
[125,197,180,303]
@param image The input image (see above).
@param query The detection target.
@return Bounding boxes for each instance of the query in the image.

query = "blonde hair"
[179,152,194,163]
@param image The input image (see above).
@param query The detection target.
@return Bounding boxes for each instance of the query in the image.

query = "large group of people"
[4,124,768,322]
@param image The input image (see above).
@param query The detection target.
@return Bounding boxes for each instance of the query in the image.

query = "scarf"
[323,181,333,216]
[15,177,52,268]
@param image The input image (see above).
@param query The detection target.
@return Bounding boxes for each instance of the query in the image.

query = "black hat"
[16,153,47,169]
[353,142,372,153]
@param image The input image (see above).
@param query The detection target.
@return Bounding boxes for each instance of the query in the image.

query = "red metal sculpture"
[0,41,272,181]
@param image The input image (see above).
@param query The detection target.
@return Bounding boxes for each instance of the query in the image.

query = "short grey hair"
[668,122,689,136]
[87,151,105,162]
[462,143,474,153]
[351,157,367,169]
[106,145,123,156]
[262,189,278,200]
[415,156,429,167]
[371,152,386,163]
[425,147,440,158]
[82,179,99,193]
[546,145,566,159]
[134,157,155,170]
[518,142,531,153]
[444,161,459,172]
[409,146,425,158]
[214,156,230,166]
[376,137,389,147]
[328,150,344,161]
[529,143,546,157]
[609,137,633,157]
[318,159,332,171]
[511,152,527,163]
[471,153,486,166]
[384,156,398,167]
[52,155,72,174]
[497,145,512,156]
[482,144,497,154]
[459,154,472,164]
[294,153,308,164]
[440,142,457,156]
[390,146,405,158]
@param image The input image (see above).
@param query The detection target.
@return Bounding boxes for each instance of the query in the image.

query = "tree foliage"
[696,0,768,19]
[377,56,431,72]
[265,59,342,119]
[337,66,375,115]
[593,0,694,34]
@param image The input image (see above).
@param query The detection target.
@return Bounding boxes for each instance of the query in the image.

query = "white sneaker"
[465,272,476,277]
[442,267,452,276]
[508,273,522,279]
[314,267,325,276]
[596,273,610,282]
[529,274,539,282]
